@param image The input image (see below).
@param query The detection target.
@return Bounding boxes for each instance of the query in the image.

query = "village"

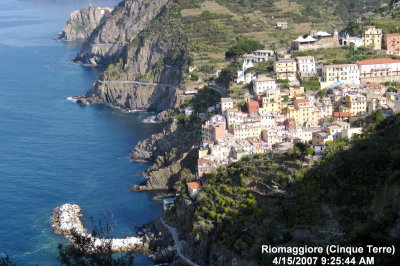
[185,24,400,196]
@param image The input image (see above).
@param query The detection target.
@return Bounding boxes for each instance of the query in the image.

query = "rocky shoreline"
[57,1,200,264]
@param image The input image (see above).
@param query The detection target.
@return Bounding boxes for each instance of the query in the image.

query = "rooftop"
[198,159,213,164]
[294,98,310,103]
[357,58,400,65]
[333,112,351,117]
[293,35,317,42]
[187,182,202,190]
[296,56,315,60]
[365,83,381,87]
[254,76,275,82]
[322,63,357,68]
[386,33,400,37]
[276,58,296,63]
[221,97,233,102]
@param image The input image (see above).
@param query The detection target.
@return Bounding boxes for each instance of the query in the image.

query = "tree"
[225,39,264,60]
[57,221,135,266]
[373,109,384,125]
[0,256,16,266]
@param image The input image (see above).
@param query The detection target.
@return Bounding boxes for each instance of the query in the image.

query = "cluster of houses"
[237,26,400,89]
[185,26,400,198]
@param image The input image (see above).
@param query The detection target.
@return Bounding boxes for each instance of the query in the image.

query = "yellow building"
[284,98,322,127]
[274,59,297,81]
[345,94,367,116]
[262,89,281,113]
[363,26,382,50]
[231,121,262,140]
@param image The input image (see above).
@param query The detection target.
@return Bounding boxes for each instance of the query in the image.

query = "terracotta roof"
[187,182,202,190]
[247,101,259,106]
[294,98,310,103]
[198,159,212,164]
[202,140,214,145]
[357,58,400,65]
[365,83,381,87]
[386,33,400,37]
[333,112,351,117]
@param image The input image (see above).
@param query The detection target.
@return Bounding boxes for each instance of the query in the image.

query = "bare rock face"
[83,34,186,111]
[85,81,177,112]
[59,6,112,41]
[74,0,169,65]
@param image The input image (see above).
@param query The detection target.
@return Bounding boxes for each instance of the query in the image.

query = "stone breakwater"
[52,204,146,252]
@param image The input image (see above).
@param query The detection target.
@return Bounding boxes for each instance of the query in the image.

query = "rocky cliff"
[73,0,170,66]
[59,6,112,41]
[74,1,189,112]
[131,119,200,190]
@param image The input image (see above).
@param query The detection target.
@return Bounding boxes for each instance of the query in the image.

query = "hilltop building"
[340,34,364,48]
[385,33,400,55]
[236,50,274,83]
[291,30,340,51]
[363,26,382,50]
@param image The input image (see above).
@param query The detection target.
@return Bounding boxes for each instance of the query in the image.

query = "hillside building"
[320,64,360,88]
[292,30,340,51]
[363,26,382,50]
[357,58,400,83]
[385,33,400,55]
[253,76,277,95]
[296,56,316,77]
[274,59,297,81]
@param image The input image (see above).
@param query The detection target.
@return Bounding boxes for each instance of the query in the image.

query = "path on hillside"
[98,80,181,90]
[160,217,199,266]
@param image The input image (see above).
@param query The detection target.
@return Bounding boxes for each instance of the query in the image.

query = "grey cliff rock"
[74,0,169,65]
[131,120,200,190]
[59,6,111,41]
[84,81,177,112]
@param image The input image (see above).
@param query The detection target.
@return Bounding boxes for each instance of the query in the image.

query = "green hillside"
[177,0,391,89]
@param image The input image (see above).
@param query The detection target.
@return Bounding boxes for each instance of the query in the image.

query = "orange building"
[247,101,260,115]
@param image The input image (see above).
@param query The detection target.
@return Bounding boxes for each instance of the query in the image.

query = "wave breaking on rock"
[52,204,146,252]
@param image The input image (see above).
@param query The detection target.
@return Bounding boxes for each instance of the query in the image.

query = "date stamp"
[261,245,396,265]
[271,256,374,265]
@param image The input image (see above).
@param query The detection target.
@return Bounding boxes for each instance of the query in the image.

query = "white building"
[357,58,400,83]
[253,76,277,95]
[235,50,274,84]
[321,64,360,88]
[236,55,254,83]
[296,56,316,77]
[187,182,202,198]
[252,50,274,62]
[220,97,234,113]
[340,34,364,48]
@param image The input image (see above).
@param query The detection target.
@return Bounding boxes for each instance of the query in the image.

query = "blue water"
[0,0,163,265]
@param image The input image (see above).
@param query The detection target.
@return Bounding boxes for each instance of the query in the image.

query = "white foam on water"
[66,96,77,102]
[142,115,158,123]
[52,203,144,252]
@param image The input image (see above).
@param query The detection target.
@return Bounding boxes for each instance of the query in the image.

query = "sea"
[0,0,163,265]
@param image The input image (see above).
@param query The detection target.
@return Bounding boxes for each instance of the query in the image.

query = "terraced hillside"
[178,0,391,89]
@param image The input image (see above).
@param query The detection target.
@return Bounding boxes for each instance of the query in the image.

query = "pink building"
[385,33,400,55]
